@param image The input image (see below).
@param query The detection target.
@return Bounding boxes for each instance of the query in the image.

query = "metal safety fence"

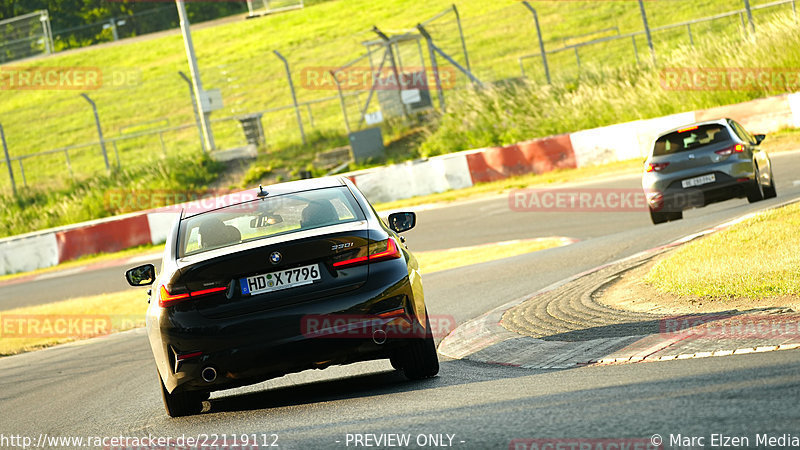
[2,0,797,195]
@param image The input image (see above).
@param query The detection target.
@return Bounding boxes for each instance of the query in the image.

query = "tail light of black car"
[159,285,227,308]
[332,238,402,269]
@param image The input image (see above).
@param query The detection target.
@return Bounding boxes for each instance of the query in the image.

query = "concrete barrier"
[55,215,152,263]
[466,134,575,183]
[350,152,472,204]
[0,233,59,275]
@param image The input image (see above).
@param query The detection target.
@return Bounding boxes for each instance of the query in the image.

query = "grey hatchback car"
[642,118,776,224]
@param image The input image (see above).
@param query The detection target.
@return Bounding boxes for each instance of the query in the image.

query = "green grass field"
[1,0,799,237]
[645,202,800,299]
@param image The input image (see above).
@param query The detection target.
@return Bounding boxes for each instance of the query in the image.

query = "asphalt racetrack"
[2,150,800,449]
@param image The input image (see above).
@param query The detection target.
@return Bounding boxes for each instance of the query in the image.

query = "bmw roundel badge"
[269,251,282,264]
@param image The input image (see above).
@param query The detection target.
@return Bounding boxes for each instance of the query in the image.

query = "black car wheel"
[747,167,765,203]
[399,315,439,380]
[763,173,777,199]
[389,353,404,371]
[159,374,204,417]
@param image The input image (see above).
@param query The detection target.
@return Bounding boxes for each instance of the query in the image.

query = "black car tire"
[389,353,404,371]
[399,315,439,380]
[763,175,777,199]
[159,373,204,417]
[747,168,764,203]
[649,207,669,225]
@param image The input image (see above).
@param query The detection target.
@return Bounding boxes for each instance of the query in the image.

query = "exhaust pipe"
[201,367,217,383]
[372,329,387,345]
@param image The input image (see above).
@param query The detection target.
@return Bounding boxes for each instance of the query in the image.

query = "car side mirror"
[388,212,416,233]
[126,264,156,286]
[754,134,766,145]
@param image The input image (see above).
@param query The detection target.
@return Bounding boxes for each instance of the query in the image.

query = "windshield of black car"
[178,186,366,257]
[653,124,732,156]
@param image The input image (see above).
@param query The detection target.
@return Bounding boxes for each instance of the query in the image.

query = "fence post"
[739,12,747,37]
[0,122,16,196]
[178,71,206,153]
[306,104,315,129]
[331,70,352,134]
[687,23,694,46]
[274,50,307,145]
[451,4,472,76]
[176,0,216,152]
[18,160,26,187]
[372,26,411,119]
[743,0,756,34]
[79,93,111,172]
[417,24,446,112]
[637,0,656,64]
[112,141,122,168]
[417,23,483,86]
[64,149,73,178]
[632,35,640,65]
[40,11,53,55]
[522,1,551,84]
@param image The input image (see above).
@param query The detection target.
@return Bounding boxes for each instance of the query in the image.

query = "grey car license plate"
[682,174,715,188]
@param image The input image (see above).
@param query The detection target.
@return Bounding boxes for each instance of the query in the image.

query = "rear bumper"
[646,172,753,212]
[147,260,427,394]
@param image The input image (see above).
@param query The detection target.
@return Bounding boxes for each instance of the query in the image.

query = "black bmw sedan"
[125,177,438,417]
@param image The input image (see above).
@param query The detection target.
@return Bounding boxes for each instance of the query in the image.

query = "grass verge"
[0,290,146,356]
[0,236,571,356]
[0,152,223,239]
[645,202,800,299]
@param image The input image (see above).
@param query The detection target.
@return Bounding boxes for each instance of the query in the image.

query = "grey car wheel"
[649,207,682,225]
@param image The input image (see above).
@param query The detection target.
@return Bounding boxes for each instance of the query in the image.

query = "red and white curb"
[438,198,800,368]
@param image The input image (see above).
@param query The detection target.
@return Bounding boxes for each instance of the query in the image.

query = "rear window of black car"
[178,186,366,257]
[653,124,731,156]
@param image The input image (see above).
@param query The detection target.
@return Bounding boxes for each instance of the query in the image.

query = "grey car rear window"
[653,124,731,156]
